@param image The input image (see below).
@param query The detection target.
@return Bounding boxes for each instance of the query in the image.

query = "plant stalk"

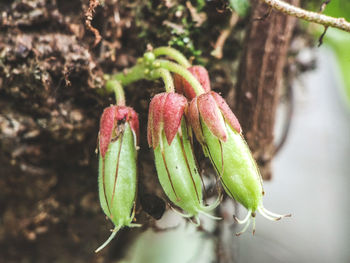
[155,59,205,96]
[153,47,191,68]
[105,80,125,106]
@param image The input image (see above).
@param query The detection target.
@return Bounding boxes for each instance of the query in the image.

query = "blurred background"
[238,45,350,263]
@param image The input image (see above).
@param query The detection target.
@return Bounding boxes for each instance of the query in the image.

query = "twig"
[186,1,207,27]
[211,12,239,59]
[317,1,330,47]
[85,0,102,47]
[318,26,329,47]
[319,0,331,13]
[260,0,350,33]
[254,7,272,21]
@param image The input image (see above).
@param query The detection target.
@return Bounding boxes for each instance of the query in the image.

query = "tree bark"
[233,0,299,180]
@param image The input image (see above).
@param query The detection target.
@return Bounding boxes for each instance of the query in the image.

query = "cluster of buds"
[95,47,290,252]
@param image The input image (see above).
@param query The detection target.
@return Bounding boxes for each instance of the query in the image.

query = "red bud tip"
[197,92,228,142]
[99,107,117,158]
[147,92,187,148]
[189,66,210,92]
[174,65,211,100]
[187,97,205,144]
[163,93,187,145]
[99,106,139,157]
[210,92,241,134]
[148,94,167,148]
[187,92,242,143]
[116,106,140,141]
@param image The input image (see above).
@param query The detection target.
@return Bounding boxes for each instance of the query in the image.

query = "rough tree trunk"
[233,0,299,180]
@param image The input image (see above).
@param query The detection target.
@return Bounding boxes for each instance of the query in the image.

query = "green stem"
[105,80,125,106]
[113,64,146,85]
[155,59,205,96]
[107,53,202,95]
[153,47,191,68]
[149,68,175,92]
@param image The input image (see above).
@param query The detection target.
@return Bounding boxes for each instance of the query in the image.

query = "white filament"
[234,209,252,224]
[190,216,201,227]
[252,216,256,235]
[233,205,291,236]
[170,206,194,218]
[235,217,251,236]
[260,206,291,218]
[95,226,120,253]
[199,210,222,220]
[258,206,281,221]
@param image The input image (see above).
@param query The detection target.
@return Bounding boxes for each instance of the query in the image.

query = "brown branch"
[211,12,239,59]
[260,0,350,32]
[318,26,329,47]
[85,0,102,47]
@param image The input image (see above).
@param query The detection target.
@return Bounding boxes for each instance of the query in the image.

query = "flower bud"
[187,92,290,235]
[96,105,140,252]
[188,91,241,144]
[148,92,219,223]
[174,65,211,100]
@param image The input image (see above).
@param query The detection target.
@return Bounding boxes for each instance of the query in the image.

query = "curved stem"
[149,68,175,92]
[105,80,125,106]
[153,47,191,68]
[155,59,205,96]
[113,64,146,85]
[261,0,350,33]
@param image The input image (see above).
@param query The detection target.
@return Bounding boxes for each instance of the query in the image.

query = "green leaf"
[229,0,250,17]
[323,29,350,104]
[323,0,350,21]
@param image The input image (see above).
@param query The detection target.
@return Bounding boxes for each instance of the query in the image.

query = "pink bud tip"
[187,97,205,144]
[99,105,139,157]
[210,92,241,134]
[197,92,228,142]
[174,65,211,100]
[147,92,187,148]
[187,92,241,143]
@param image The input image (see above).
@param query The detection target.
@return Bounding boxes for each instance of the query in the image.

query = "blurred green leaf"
[229,0,250,17]
[323,28,350,103]
[322,0,350,20]
[307,0,350,104]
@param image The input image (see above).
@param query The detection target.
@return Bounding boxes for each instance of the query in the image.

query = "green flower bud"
[188,92,290,235]
[96,106,140,253]
[148,92,220,224]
